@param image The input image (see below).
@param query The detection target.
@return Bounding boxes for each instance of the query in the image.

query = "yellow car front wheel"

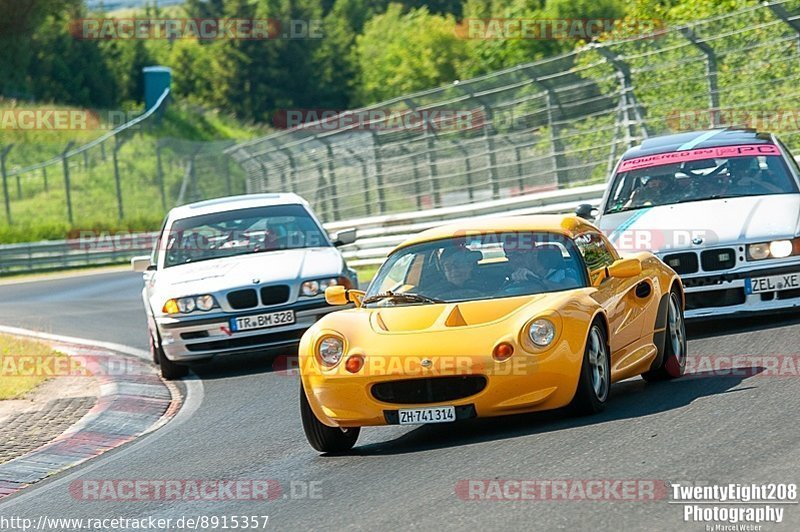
[300,384,360,454]
[570,322,610,415]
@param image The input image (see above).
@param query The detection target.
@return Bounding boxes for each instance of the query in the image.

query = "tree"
[355,4,467,104]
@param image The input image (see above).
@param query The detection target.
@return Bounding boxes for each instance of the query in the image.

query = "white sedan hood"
[152,247,345,298]
[598,194,800,253]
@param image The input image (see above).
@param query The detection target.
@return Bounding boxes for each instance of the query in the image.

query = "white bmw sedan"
[579,128,800,320]
[132,193,358,379]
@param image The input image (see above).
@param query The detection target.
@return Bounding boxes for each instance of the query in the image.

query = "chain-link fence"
[0,90,246,234]
[228,0,800,224]
[3,1,800,235]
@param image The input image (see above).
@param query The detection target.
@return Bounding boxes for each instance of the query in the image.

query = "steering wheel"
[501,275,547,295]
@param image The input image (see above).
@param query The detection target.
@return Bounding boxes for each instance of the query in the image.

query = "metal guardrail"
[0,185,605,274]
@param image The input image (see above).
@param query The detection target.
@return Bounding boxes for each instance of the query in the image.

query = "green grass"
[0,101,269,243]
[0,334,75,400]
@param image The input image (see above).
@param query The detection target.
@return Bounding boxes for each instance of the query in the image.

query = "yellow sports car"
[298,215,686,453]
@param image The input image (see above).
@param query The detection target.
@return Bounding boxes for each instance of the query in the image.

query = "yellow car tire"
[300,384,360,453]
[570,321,610,415]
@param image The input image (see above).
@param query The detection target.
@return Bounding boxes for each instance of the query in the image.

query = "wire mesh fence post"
[224,155,232,196]
[62,141,75,224]
[112,136,125,220]
[595,45,649,145]
[473,100,500,198]
[410,152,423,210]
[370,131,386,214]
[768,3,800,55]
[0,145,13,224]
[42,165,48,192]
[455,141,475,202]
[679,27,720,127]
[316,163,329,220]
[541,86,569,186]
[321,141,340,219]
[156,141,166,211]
[280,148,296,193]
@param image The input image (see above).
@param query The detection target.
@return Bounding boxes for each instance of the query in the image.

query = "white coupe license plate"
[230,310,295,332]
[398,406,456,425]
[746,273,800,294]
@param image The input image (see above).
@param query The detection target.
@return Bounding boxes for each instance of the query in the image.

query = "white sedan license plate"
[230,310,295,332]
[398,406,456,425]
[746,273,800,294]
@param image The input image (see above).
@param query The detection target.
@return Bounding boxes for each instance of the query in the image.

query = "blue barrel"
[142,66,172,109]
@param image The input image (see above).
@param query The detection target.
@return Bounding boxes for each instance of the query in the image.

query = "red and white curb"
[0,327,183,500]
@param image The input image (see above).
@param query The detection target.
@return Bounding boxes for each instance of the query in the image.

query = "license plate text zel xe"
[746,273,800,294]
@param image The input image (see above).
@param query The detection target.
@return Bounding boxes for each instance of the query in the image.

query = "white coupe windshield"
[605,154,798,214]
[161,204,328,267]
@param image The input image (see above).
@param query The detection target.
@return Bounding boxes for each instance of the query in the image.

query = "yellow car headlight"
[528,319,556,347]
[317,336,344,367]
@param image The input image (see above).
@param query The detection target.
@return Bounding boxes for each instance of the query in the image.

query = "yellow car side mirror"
[325,286,365,307]
[607,257,643,279]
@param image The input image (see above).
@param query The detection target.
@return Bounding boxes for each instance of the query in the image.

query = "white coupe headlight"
[528,319,556,347]
[317,336,344,367]
[769,240,793,259]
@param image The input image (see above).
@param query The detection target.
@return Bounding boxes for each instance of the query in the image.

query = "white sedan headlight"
[163,294,218,314]
[195,294,216,311]
[301,280,321,297]
[769,240,793,259]
[747,239,799,261]
[177,297,196,313]
[301,277,343,297]
[528,319,556,347]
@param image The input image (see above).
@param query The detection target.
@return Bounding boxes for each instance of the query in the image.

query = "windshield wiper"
[362,290,444,305]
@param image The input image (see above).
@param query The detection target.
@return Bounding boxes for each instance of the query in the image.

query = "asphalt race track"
[0,270,798,530]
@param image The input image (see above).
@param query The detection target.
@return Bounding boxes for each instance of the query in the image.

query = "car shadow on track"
[187,350,297,380]
[348,370,760,456]
[686,312,800,340]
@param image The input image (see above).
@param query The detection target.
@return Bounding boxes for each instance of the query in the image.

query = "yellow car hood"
[365,293,560,334]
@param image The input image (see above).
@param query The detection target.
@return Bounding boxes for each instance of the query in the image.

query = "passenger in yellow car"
[434,247,484,299]
[508,244,583,290]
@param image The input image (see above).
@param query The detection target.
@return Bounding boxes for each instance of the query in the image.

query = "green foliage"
[355,4,467,104]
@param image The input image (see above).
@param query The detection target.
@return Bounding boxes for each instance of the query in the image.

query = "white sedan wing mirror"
[331,228,357,247]
[131,255,154,272]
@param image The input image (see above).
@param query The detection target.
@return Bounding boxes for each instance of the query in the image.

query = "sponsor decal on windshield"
[618,144,780,172]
